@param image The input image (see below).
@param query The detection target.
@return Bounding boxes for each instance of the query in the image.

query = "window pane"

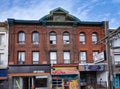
[18,52,25,63]
[80,33,85,44]
[114,54,120,62]
[0,34,4,45]
[80,52,86,61]
[64,52,70,63]
[0,53,4,65]
[19,32,25,43]
[33,32,39,43]
[63,32,69,44]
[50,52,57,64]
[50,32,56,44]
[33,52,39,61]
[92,33,97,42]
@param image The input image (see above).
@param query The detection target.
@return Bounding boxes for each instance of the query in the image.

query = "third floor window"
[18,32,25,44]
[79,33,85,44]
[63,32,70,44]
[50,32,56,44]
[0,34,4,46]
[92,33,98,44]
[32,32,39,44]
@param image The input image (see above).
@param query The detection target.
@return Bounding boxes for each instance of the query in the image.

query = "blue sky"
[0,0,120,28]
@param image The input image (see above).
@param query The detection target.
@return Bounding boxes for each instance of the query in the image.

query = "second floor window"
[0,34,4,46]
[79,51,86,63]
[50,32,56,44]
[18,32,25,44]
[18,52,25,64]
[93,51,99,60]
[32,32,39,44]
[63,52,70,64]
[80,33,85,44]
[50,52,57,64]
[92,33,97,44]
[32,52,39,64]
[63,32,70,44]
[0,53,4,65]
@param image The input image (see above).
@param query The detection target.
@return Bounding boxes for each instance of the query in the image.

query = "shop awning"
[0,77,7,80]
[8,73,50,77]
[51,69,79,75]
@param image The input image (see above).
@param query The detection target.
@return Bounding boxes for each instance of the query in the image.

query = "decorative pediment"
[40,7,80,22]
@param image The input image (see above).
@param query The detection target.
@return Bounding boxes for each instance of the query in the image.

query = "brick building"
[8,7,107,89]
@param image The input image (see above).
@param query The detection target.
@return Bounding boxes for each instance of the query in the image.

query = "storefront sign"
[94,52,105,63]
[52,69,78,75]
[0,69,7,77]
[36,76,48,78]
[84,65,105,71]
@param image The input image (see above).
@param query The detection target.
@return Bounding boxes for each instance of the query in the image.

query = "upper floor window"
[18,51,25,64]
[93,51,99,59]
[79,33,85,44]
[92,33,98,44]
[63,51,70,64]
[79,51,86,63]
[32,32,39,44]
[0,53,4,65]
[0,34,4,46]
[18,32,25,44]
[32,52,39,64]
[114,54,120,63]
[50,51,57,64]
[49,32,56,44]
[63,32,70,44]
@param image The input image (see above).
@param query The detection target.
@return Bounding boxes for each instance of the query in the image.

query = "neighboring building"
[8,7,108,89]
[0,22,8,89]
[109,27,120,88]
[76,21,108,88]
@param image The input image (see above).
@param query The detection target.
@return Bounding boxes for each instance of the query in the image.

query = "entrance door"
[23,77,32,89]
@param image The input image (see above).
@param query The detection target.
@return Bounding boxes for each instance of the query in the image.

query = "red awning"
[51,69,79,75]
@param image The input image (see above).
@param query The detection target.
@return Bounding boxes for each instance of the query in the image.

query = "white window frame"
[50,52,57,64]
[63,32,70,44]
[32,52,39,64]
[18,32,25,44]
[50,32,56,44]
[80,33,85,44]
[64,52,70,64]
[92,33,97,44]
[0,53,4,65]
[80,51,86,63]
[18,52,25,64]
[32,32,39,44]
[0,33,5,46]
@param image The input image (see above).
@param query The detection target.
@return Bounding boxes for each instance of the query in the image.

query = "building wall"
[76,25,105,63]
[0,22,8,68]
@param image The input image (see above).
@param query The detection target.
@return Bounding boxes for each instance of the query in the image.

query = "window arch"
[32,31,39,44]
[79,32,85,44]
[63,31,70,44]
[92,32,98,44]
[18,31,25,44]
[49,31,56,44]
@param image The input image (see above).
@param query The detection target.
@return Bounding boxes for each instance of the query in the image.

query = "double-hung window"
[92,33,97,44]
[80,51,86,63]
[50,52,57,64]
[63,32,70,44]
[63,52,70,64]
[32,32,39,44]
[18,32,25,44]
[32,52,39,64]
[0,53,4,65]
[18,52,25,64]
[80,33,85,44]
[50,32,56,44]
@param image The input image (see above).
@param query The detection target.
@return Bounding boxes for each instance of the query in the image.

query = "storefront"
[0,69,8,89]
[51,66,79,89]
[79,64,106,89]
[8,65,51,89]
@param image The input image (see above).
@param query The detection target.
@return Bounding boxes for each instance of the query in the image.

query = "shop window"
[79,51,86,63]
[13,77,22,89]
[92,33,98,44]
[64,51,70,64]
[52,79,62,88]
[18,32,25,44]
[32,32,39,44]
[18,52,25,64]
[79,33,85,44]
[49,32,56,44]
[32,52,39,64]
[63,32,70,44]
[35,78,47,88]
[50,51,57,64]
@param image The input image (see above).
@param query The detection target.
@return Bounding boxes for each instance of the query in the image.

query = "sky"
[0,0,120,29]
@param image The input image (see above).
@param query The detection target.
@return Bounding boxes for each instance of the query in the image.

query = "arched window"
[79,33,85,44]
[63,32,70,44]
[92,33,98,44]
[18,32,25,44]
[49,31,56,44]
[32,32,39,44]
